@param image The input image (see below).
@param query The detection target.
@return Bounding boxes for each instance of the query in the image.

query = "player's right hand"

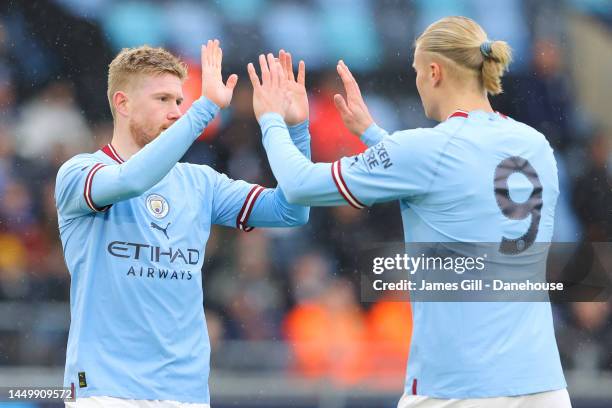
[247,53,291,121]
[334,60,375,136]
[201,39,238,109]
[278,49,308,126]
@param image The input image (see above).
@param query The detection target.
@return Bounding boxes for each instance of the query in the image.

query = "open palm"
[278,50,308,126]
[247,53,292,120]
[201,39,238,109]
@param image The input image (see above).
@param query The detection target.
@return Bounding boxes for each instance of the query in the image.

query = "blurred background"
[0,0,611,407]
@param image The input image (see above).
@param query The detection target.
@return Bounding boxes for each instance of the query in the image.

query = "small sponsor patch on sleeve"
[78,371,87,388]
[363,142,393,171]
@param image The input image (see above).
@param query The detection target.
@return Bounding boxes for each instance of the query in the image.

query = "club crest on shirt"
[146,194,169,219]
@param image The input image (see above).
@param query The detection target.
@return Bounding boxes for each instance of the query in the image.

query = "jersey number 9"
[494,156,543,255]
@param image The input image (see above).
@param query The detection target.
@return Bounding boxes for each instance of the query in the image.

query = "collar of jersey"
[102,144,125,164]
[447,110,508,120]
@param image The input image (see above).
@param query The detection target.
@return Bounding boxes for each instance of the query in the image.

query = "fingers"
[337,60,355,89]
[278,50,286,79]
[339,60,357,81]
[201,41,210,68]
[202,39,222,68]
[253,52,291,89]
[259,54,270,85]
[297,60,305,86]
[336,61,361,100]
[339,60,361,92]
[216,43,222,68]
[225,73,238,91]
[212,40,218,67]
[247,63,261,89]
[277,59,287,87]
[267,53,279,88]
[279,50,301,83]
[284,50,295,82]
[333,94,351,117]
[278,50,286,80]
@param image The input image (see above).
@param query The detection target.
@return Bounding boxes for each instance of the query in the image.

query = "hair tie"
[480,40,493,58]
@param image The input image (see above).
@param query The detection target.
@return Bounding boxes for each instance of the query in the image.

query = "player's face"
[127,73,184,147]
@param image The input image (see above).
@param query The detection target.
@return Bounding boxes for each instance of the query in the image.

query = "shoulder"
[391,126,445,140]
[55,151,116,196]
[56,153,100,180]
[58,152,98,167]
[381,127,451,157]
[390,126,450,145]
[54,153,106,205]
[509,118,548,141]
[348,127,449,175]
[432,116,473,136]
[505,118,556,158]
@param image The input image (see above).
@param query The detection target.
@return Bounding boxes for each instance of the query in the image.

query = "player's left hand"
[278,50,308,126]
[201,39,238,109]
[247,53,292,121]
[334,60,374,136]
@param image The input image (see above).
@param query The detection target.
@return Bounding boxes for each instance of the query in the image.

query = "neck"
[110,123,142,160]
[436,90,493,122]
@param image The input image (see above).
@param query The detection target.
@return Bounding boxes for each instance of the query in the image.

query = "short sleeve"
[55,155,112,221]
[210,171,264,231]
[331,129,446,207]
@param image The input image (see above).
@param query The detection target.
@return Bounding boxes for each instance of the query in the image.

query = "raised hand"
[333,60,375,136]
[201,39,238,108]
[278,50,308,126]
[247,53,291,121]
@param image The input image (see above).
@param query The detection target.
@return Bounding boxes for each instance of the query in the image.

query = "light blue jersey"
[259,110,565,398]
[56,99,310,403]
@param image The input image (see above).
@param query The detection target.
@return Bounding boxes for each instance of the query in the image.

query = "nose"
[168,104,183,121]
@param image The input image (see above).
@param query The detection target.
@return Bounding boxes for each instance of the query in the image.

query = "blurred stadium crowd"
[0,0,611,389]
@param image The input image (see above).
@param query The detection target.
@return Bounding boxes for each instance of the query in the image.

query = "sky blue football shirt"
[259,109,565,398]
[56,100,309,403]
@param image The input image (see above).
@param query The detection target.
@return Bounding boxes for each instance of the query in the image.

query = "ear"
[113,91,130,118]
[430,61,442,87]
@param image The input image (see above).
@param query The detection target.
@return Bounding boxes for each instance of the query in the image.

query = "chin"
[145,133,162,145]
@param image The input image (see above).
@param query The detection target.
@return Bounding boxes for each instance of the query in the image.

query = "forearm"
[288,120,311,159]
[92,97,219,206]
[247,187,309,227]
[246,119,312,227]
[259,113,346,206]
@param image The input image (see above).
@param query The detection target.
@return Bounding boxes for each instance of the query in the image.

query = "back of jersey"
[401,110,565,398]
